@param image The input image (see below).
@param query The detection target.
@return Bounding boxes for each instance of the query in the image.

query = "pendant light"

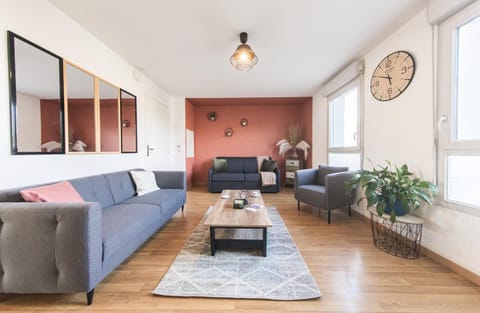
[230,32,258,72]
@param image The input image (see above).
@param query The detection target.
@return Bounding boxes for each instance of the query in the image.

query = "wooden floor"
[1,187,479,312]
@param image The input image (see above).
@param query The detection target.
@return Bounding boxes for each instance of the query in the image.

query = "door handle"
[147,145,155,157]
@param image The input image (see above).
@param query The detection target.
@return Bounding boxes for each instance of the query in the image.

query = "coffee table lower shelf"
[209,226,268,257]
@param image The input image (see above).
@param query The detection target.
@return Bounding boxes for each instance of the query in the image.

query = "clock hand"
[387,74,392,85]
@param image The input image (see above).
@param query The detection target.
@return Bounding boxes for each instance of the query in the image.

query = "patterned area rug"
[152,207,321,300]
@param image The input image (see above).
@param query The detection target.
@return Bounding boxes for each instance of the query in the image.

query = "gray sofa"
[208,156,280,193]
[0,169,186,305]
[295,165,355,224]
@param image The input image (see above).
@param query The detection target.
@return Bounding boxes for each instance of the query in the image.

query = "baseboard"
[351,209,480,286]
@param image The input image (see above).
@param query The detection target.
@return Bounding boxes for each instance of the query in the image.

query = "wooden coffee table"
[203,189,272,257]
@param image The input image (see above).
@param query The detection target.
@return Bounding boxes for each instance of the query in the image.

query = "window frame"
[327,78,363,169]
[437,1,480,215]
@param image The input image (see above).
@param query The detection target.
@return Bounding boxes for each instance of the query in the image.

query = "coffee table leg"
[262,227,267,257]
[210,227,216,256]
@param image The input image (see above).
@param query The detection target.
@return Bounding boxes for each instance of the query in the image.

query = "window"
[438,3,480,213]
[327,79,362,170]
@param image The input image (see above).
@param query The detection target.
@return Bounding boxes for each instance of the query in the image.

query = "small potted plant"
[348,161,438,222]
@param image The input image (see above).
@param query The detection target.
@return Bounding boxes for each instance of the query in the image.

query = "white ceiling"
[49,0,426,98]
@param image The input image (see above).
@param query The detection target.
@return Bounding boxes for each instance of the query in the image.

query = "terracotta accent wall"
[100,99,120,152]
[188,98,312,186]
[40,99,62,146]
[185,99,195,189]
[121,100,137,152]
[67,98,96,152]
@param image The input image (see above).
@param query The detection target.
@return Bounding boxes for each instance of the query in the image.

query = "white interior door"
[144,96,171,170]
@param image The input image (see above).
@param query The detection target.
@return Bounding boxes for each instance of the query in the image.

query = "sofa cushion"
[213,158,227,172]
[260,159,277,172]
[121,189,186,215]
[211,172,245,182]
[20,181,84,203]
[130,170,160,196]
[222,157,244,172]
[244,173,260,182]
[70,175,114,208]
[296,184,326,208]
[317,165,348,186]
[243,157,258,173]
[102,203,161,261]
[104,171,136,204]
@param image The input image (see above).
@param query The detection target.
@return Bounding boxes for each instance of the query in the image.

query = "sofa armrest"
[295,168,318,187]
[0,201,102,293]
[325,171,355,210]
[153,171,186,190]
[208,167,214,192]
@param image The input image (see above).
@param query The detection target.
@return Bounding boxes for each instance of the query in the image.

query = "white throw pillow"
[130,170,160,196]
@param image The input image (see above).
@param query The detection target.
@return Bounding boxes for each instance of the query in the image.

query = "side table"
[285,159,303,187]
[368,208,424,259]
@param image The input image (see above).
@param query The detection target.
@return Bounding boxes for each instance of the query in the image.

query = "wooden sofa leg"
[328,210,331,224]
[182,205,184,212]
[86,289,95,305]
[297,200,300,211]
[348,205,351,217]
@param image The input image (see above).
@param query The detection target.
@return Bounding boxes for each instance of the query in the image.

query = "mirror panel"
[120,89,137,153]
[8,31,64,154]
[99,80,120,152]
[65,63,96,152]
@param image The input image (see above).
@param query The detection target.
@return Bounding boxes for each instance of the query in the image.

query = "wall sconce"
[207,112,217,121]
[224,128,234,137]
[122,120,131,128]
[240,118,248,127]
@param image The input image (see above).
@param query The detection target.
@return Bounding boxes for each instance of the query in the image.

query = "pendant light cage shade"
[230,32,258,72]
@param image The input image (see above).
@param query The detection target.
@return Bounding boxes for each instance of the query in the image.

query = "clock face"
[370,51,415,101]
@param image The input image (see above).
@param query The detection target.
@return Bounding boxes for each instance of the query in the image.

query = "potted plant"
[276,124,310,160]
[348,161,438,222]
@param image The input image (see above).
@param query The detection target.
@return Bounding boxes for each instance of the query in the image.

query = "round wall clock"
[370,51,415,101]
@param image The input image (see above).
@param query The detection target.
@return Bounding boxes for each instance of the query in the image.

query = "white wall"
[16,93,41,151]
[0,0,175,188]
[312,8,480,276]
[172,96,186,170]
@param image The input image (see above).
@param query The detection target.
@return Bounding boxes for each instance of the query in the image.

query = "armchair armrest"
[0,201,102,293]
[295,168,318,187]
[153,171,186,190]
[325,171,355,210]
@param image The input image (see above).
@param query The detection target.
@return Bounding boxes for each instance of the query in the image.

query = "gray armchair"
[295,165,355,224]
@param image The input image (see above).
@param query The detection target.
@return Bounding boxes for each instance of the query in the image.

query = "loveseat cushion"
[102,203,161,261]
[244,173,260,182]
[70,175,114,208]
[104,171,136,204]
[221,157,243,172]
[121,189,186,216]
[243,157,258,173]
[211,172,245,182]
[213,158,227,172]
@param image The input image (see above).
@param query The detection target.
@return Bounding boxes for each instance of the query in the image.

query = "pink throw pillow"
[20,181,84,203]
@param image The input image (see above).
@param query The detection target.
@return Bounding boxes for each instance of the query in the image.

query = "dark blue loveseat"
[208,156,280,193]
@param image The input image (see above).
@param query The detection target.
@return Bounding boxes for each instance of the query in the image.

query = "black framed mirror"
[120,89,137,153]
[7,31,65,154]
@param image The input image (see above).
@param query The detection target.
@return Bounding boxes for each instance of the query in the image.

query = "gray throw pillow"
[213,158,227,172]
[261,159,277,172]
[317,165,348,186]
